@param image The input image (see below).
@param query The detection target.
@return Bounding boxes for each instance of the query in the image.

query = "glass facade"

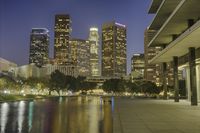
[70,39,90,77]
[29,28,49,67]
[88,27,100,77]
[131,54,145,78]
[54,14,72,65]
[102,22,127,77]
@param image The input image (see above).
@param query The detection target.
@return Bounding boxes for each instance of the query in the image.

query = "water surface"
[0,96,113,133]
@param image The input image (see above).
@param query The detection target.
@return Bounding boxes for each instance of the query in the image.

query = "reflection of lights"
[111,97,114,112]
[1,103,9,133]
[88,97,98,133]
[18,101,25,133]
[28,102,34,132]
[59,97,63,103]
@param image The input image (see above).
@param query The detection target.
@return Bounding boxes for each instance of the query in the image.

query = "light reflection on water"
[18,101,25,133]
[0,103,9,133]
[0,96,113,133]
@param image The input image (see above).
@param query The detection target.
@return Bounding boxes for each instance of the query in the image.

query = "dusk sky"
[0,0,153,73]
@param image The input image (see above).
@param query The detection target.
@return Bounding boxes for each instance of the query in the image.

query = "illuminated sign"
[115,22,126,28]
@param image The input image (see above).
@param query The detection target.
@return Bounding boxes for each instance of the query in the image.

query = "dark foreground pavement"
[113,98,200,133]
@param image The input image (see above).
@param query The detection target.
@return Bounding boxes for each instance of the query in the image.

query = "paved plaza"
[113,98,200,133]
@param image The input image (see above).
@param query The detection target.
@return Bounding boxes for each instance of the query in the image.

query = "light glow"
[90,27,98,32]
[115,22,126,27]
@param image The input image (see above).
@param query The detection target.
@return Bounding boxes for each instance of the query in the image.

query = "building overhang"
[149,19,200,64]
[149,0,181,30]
[148,0,200,47]
[148,0,163,14]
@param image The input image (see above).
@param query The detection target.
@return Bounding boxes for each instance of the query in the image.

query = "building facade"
[13,64,77,79]
[54,14,72,65]
[29,28,49,67]
[144,28,174,86]
[70,39,90,77]
[102,21,127,78]
[131,53,145,78]
[0,57,17,74]
[88,27,100,77]
[148,0,200,105]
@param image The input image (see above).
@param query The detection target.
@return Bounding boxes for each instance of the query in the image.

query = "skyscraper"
[144,28,162,85]
[54,14,72,65]
[144,28,174,86]
[88,27,100,77]
[102,21,127,77]
[70,38,90,77]
[131,53,145,77]
[29,28,49,67]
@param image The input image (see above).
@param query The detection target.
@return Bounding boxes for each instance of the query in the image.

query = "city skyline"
[0,0,153,73]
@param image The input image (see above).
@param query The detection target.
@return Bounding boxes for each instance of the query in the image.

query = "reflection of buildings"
[102,21,127,78]
[70,39,91,77]
[103,98,113,133]
[18,101,26,133]
[0,103,9,133]
[148,0,200,105]
[29,28,49,67]
[88,27,100,77]
[54,14,72,65]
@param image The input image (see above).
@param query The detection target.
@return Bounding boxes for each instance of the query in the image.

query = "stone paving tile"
[113,98,200,133]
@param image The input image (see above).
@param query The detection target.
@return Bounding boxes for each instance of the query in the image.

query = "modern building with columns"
[148,0,200,105]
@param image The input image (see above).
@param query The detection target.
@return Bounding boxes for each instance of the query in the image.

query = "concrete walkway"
[113,98,200,133]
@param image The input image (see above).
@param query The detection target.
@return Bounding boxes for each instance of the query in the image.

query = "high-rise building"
[70,39,90,77]
[144,28,162,85]
[29,28,49,67]
[102,21,127,77]
[131,53,145,77]
[54,14,72,65]
[88,27,100,77]
[144,28,174,86]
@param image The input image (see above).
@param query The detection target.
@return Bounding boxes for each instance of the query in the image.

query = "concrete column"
[172,34,178,41]
[187,19,195,28]
[162,62,168,99]
[173,56,179,102]
[185,67,191,101]
[188,47,197,105]
[196,65,200,102]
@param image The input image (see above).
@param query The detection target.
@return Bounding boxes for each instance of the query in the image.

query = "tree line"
[1,70,161,96]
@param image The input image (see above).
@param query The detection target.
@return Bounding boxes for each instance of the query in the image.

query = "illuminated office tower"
[70,39,90,77]
[29,28,49,67]
[54,14,72,65]
[88,27,100,77]
[131,53,145,77]
[102,21,127,77]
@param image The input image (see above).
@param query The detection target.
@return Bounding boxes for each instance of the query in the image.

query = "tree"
[49,70,66,96]
[126,81,139,93]
[102,78,126,93]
